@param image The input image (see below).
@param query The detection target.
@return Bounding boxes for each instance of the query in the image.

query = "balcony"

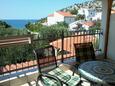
[0,0,115,85]
[0,30,102,86]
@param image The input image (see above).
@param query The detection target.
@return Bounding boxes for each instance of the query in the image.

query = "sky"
[0,0,91,19]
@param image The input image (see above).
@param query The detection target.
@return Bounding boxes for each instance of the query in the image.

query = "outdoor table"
[78,60,115,86]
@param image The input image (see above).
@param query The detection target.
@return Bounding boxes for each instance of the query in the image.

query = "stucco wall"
[54,12,64,22]
[47,16,57,26]
[107,14,115,60]
[64,17,75,24]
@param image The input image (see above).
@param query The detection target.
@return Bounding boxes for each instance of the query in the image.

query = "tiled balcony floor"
[21,78,91,86]
[20,58,106,86]
[1,57,112,86]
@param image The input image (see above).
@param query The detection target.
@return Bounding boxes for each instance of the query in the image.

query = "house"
[92,12,102,21]
[78,8,96,20]
[78,8,102,21]
[69,20,95,31]
[69,20,84,31]
[82,21,96,30]
[47,11,76,26]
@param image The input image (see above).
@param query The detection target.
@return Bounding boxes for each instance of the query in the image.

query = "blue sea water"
[3,20,38,29]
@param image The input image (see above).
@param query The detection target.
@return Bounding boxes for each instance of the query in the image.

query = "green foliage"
[0,44,34,66]
[70,8,78,15]
[26,21,69,40]
[76,14,85,20]
[37,22,69,41]
[95,20,101,29]
[0,28,27,37]
[38,18,47,23]
[0,20,11,28]
[25,22,43,32]
[0,27,32,66]
[0,21,70,67]
[89,27,98,31]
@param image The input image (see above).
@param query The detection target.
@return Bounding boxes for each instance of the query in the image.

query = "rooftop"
[48,11,74,17]
[57,11,73,16]
[82,21,96,27]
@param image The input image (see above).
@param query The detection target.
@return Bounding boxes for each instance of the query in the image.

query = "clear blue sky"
[0,0,91,19]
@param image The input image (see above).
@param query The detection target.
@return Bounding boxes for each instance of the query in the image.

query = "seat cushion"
[67,75,80,86]
[41,76,60,86]
[48,67,80,86]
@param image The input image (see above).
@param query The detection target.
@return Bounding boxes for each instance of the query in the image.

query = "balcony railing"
[0,30,102,78]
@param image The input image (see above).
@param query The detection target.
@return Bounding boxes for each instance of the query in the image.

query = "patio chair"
[74,42,96,65]
[74,42,96,85]
[33,45,81,86]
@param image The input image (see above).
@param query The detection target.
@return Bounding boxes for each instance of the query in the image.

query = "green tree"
[70,8,78,15]
[0,20,11,28]
[76,14,85,20]
[25,22,43,32]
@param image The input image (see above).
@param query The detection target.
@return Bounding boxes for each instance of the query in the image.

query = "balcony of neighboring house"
[0,29,102,86]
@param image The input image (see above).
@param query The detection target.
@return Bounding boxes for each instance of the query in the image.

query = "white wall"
[64,17,75,24]
[99,0,108,54]
[92,12,102,21]
[107,14,115,60]
[78,8,85,15]
[54,12,64,22]
[101,0,115,60]
[47,12,64,26]
[47,12,75,26]
[47,17,57,26]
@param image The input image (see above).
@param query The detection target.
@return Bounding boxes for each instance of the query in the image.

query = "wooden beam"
[104,0,113,58]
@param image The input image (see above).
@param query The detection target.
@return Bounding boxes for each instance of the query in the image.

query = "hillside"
[37,0,102,23]
[60,0,102,13]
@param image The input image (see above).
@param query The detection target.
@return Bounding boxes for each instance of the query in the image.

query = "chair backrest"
[33,45,57,73]
[74,42,96,63]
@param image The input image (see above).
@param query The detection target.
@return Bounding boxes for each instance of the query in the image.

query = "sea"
[3,20,38,29]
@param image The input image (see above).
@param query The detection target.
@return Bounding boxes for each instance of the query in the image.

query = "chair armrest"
[37,73,62,86]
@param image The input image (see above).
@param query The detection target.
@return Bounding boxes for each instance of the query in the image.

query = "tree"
[76,14,85,20]
[0,20,11,28]
[95,20,101,29]
[38,18,47,23]
[25,22,43,32]
[70,8,78,15]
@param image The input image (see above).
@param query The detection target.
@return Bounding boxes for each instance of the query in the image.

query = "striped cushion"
[49,68,80,86]
[67,76,80,86]
[41,76,59,86]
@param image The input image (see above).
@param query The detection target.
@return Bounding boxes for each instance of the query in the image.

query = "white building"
[92,12,102,21]
[47,11,76,26]
[78,8,99,20]
[69,20,84,31]
[69,20,96,31]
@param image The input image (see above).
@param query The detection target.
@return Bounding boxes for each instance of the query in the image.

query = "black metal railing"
[0,30,102,75]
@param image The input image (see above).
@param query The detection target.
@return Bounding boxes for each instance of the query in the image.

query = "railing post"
[61,30,64,63]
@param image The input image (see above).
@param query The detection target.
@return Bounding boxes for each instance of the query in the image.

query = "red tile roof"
[48,11,73,17]
[83,21,95,27]
[48,14,54,17]
[57,11,73,16]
